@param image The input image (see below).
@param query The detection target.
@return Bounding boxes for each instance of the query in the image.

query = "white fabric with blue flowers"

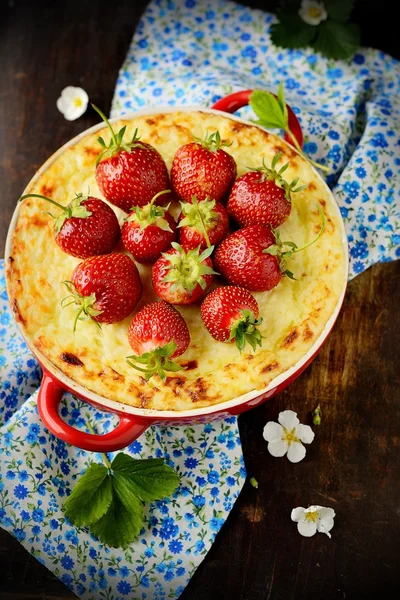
[1,0,400,597]
[111,0,400,278]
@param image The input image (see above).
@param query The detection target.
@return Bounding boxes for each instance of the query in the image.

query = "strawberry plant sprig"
[64,424,180,548]
[249,82,329,173]
[270,0,360,61]
[264,202,326,279]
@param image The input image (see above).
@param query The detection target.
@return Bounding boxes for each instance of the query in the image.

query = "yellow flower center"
[308,7,322,18]
[305,510,319,522]
[74,97,83,108]
[282,427,300,446]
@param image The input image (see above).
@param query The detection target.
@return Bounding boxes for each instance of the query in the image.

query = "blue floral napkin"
[112,0,400,278]
[1,0,400,597]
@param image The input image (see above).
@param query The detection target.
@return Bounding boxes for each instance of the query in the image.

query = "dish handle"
[211,89,304,149]
[37,371,149,452]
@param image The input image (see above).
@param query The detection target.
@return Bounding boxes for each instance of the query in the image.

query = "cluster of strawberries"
[21,108,315,381]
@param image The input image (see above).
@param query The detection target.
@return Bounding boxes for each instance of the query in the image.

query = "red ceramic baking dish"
[5,91,348,452]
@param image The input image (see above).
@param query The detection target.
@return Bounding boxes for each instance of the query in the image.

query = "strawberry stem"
[286,128,330,173]
[92,104,142,164]
[92,104,118,147]
[86,419,112,469]
[19,193,66,212]
[20,193,92,233]
[126,340,183,382]
[263,203,326,278]
[149,189,171,208]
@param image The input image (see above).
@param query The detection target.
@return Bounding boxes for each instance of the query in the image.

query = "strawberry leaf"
[64,463,112,527]
[325,0,354,23]
[312,21,360,60]
[270,13,316,50]
[90,494,143,549]
[250,90,288,131]
[111,453,180,502]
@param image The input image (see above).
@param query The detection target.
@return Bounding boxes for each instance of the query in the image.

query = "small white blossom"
[263,410,314,463]
[298,0,328,26]
[57,86,89,121]
[291,505,335,538]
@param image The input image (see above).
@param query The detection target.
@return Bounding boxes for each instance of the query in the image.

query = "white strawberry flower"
[291,505,335,538]
[298,0,328,26]
[57,86,89,121]
[263,410,314,463]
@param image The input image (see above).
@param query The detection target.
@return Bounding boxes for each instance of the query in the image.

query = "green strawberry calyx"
[92,104,147,164]
[162,243,218,292]
[126,340,183,382]
[19,193,92,234]
[193,130,232,153]
[61,281,103,332]
[229,309,263,353]
[263,203,326,279]
[251,151,309,201]
[178,196,219,247]
[125,189,173,232]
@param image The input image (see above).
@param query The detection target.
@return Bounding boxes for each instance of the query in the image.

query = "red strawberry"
[19,193,120,259]
[178,196,229,251]
[227,152,308,229]
[214,226,282,292]
[126,300,190,381]
[63,253,142,330]
[215,205,326,291]
[93,105,170,212]
[122,189,177,263]
[152,243,216,305]
[171,131,237,203]
[201,286,263,352]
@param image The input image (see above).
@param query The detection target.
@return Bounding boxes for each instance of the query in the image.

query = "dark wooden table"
[1,1,399,599]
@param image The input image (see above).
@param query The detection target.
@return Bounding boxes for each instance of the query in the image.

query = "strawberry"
[126,300,190,381]
[227,152,308,229]
[122,189,177,263]
[178,196,229,251]
[201,286,263,352]
[214,226,282,292]
[171,131,237,203]
[63,253,142,330]
[93,105,170,212]
[152,243,216,305]
[19,193,120,259]
[215,205,326,291]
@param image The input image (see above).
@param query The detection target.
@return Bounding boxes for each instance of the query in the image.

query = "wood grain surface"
[1,1,399,599]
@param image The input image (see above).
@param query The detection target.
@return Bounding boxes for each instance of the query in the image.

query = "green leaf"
[270,14,316,50]
[325,0,354,23]
[64,453,180,548]
[249,90,287,130]
[91,494,143,549]
[111,453,180,502]
[312,21,360,60]
[64,463,112,527]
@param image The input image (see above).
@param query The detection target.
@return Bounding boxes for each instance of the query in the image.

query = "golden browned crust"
[7,110,347,411]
